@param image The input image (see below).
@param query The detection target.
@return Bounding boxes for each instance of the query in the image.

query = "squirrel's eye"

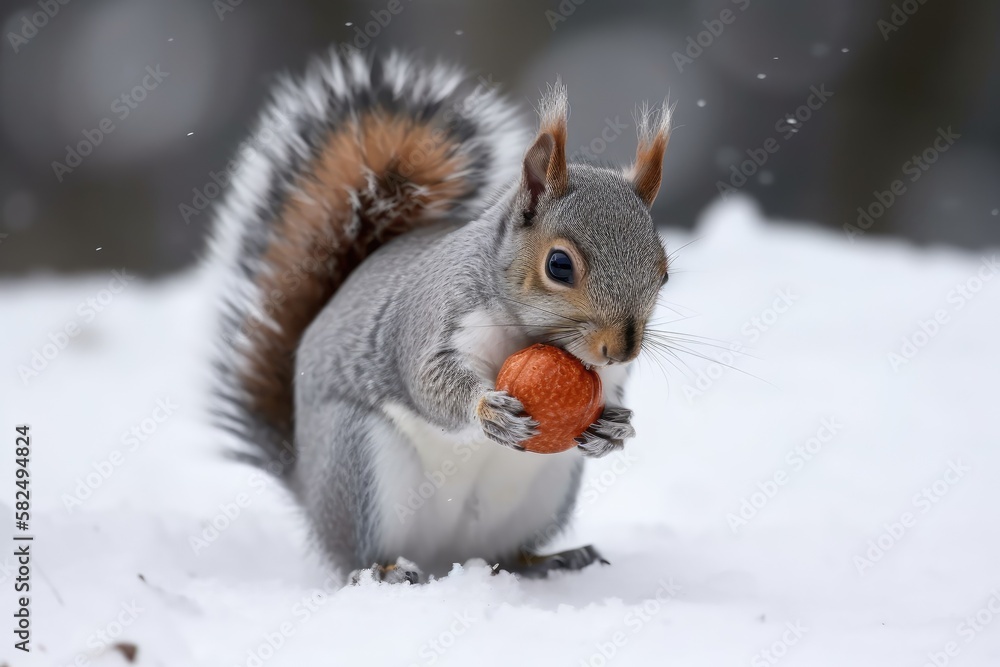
[546,250,574,285]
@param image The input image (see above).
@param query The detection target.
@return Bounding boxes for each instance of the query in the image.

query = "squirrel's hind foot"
[349,557,424,585]
[502,544,610,579]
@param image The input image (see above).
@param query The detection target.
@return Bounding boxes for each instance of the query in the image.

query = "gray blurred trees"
[0,0,997,276]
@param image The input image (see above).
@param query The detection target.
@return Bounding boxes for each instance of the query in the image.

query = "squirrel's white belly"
[378,402,580,574]
[368,309,626,574]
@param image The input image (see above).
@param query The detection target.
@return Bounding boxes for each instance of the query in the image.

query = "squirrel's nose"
[600,344,625,365]
[598,342,630,365]
[595,317,640,364]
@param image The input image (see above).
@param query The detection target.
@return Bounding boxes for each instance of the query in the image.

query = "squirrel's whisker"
[639,342,683,382]
[645,332,753,355]
[498,296,585,324]
[641,339,696,377]
[653,297,701,319]
[458,323,576,330]
[544,331,586,348]
[647,340,776,387]
[647,312,701,326]
[646,333,762,360]
[665,237,701,263]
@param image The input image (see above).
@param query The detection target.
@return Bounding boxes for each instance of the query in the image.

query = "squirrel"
[209,51,672,584]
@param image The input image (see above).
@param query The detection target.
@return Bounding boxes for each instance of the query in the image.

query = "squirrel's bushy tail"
[208,51,526,476]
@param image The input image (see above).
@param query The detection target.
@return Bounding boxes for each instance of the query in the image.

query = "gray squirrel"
[209,51,672,583]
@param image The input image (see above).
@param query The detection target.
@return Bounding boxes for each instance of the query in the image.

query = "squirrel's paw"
[576,407,635,458]
[349,557,423,586]
[476,390,539,451]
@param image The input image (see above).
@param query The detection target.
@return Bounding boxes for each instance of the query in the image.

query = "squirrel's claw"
[576,407,634,458]
[477,390,539,451]
[591,407,636,441]
[503,544,610,578]
[576,431,624,458]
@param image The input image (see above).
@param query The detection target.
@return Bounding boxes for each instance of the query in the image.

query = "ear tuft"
[520,80,569,222]
[538,81,569,198]
[627,98,673,207]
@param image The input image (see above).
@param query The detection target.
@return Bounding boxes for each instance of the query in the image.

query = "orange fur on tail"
[242,113,473,435]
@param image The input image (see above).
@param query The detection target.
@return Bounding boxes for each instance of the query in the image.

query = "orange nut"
[495,343,604,454]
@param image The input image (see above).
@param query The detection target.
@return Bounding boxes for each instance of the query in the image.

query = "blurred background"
[0,0,998,277]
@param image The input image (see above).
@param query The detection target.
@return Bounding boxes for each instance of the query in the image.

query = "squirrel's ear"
[627,100,673,208]
[520,82,569,222]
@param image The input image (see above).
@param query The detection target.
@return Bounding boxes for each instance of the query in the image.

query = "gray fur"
[210,53,671,578]
[208,51,526,473]
[293,164,664,573]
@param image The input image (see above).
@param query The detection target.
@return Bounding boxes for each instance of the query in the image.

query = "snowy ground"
[2,197,999,667]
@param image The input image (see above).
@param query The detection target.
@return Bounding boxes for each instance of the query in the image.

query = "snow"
[2,197,999,666]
